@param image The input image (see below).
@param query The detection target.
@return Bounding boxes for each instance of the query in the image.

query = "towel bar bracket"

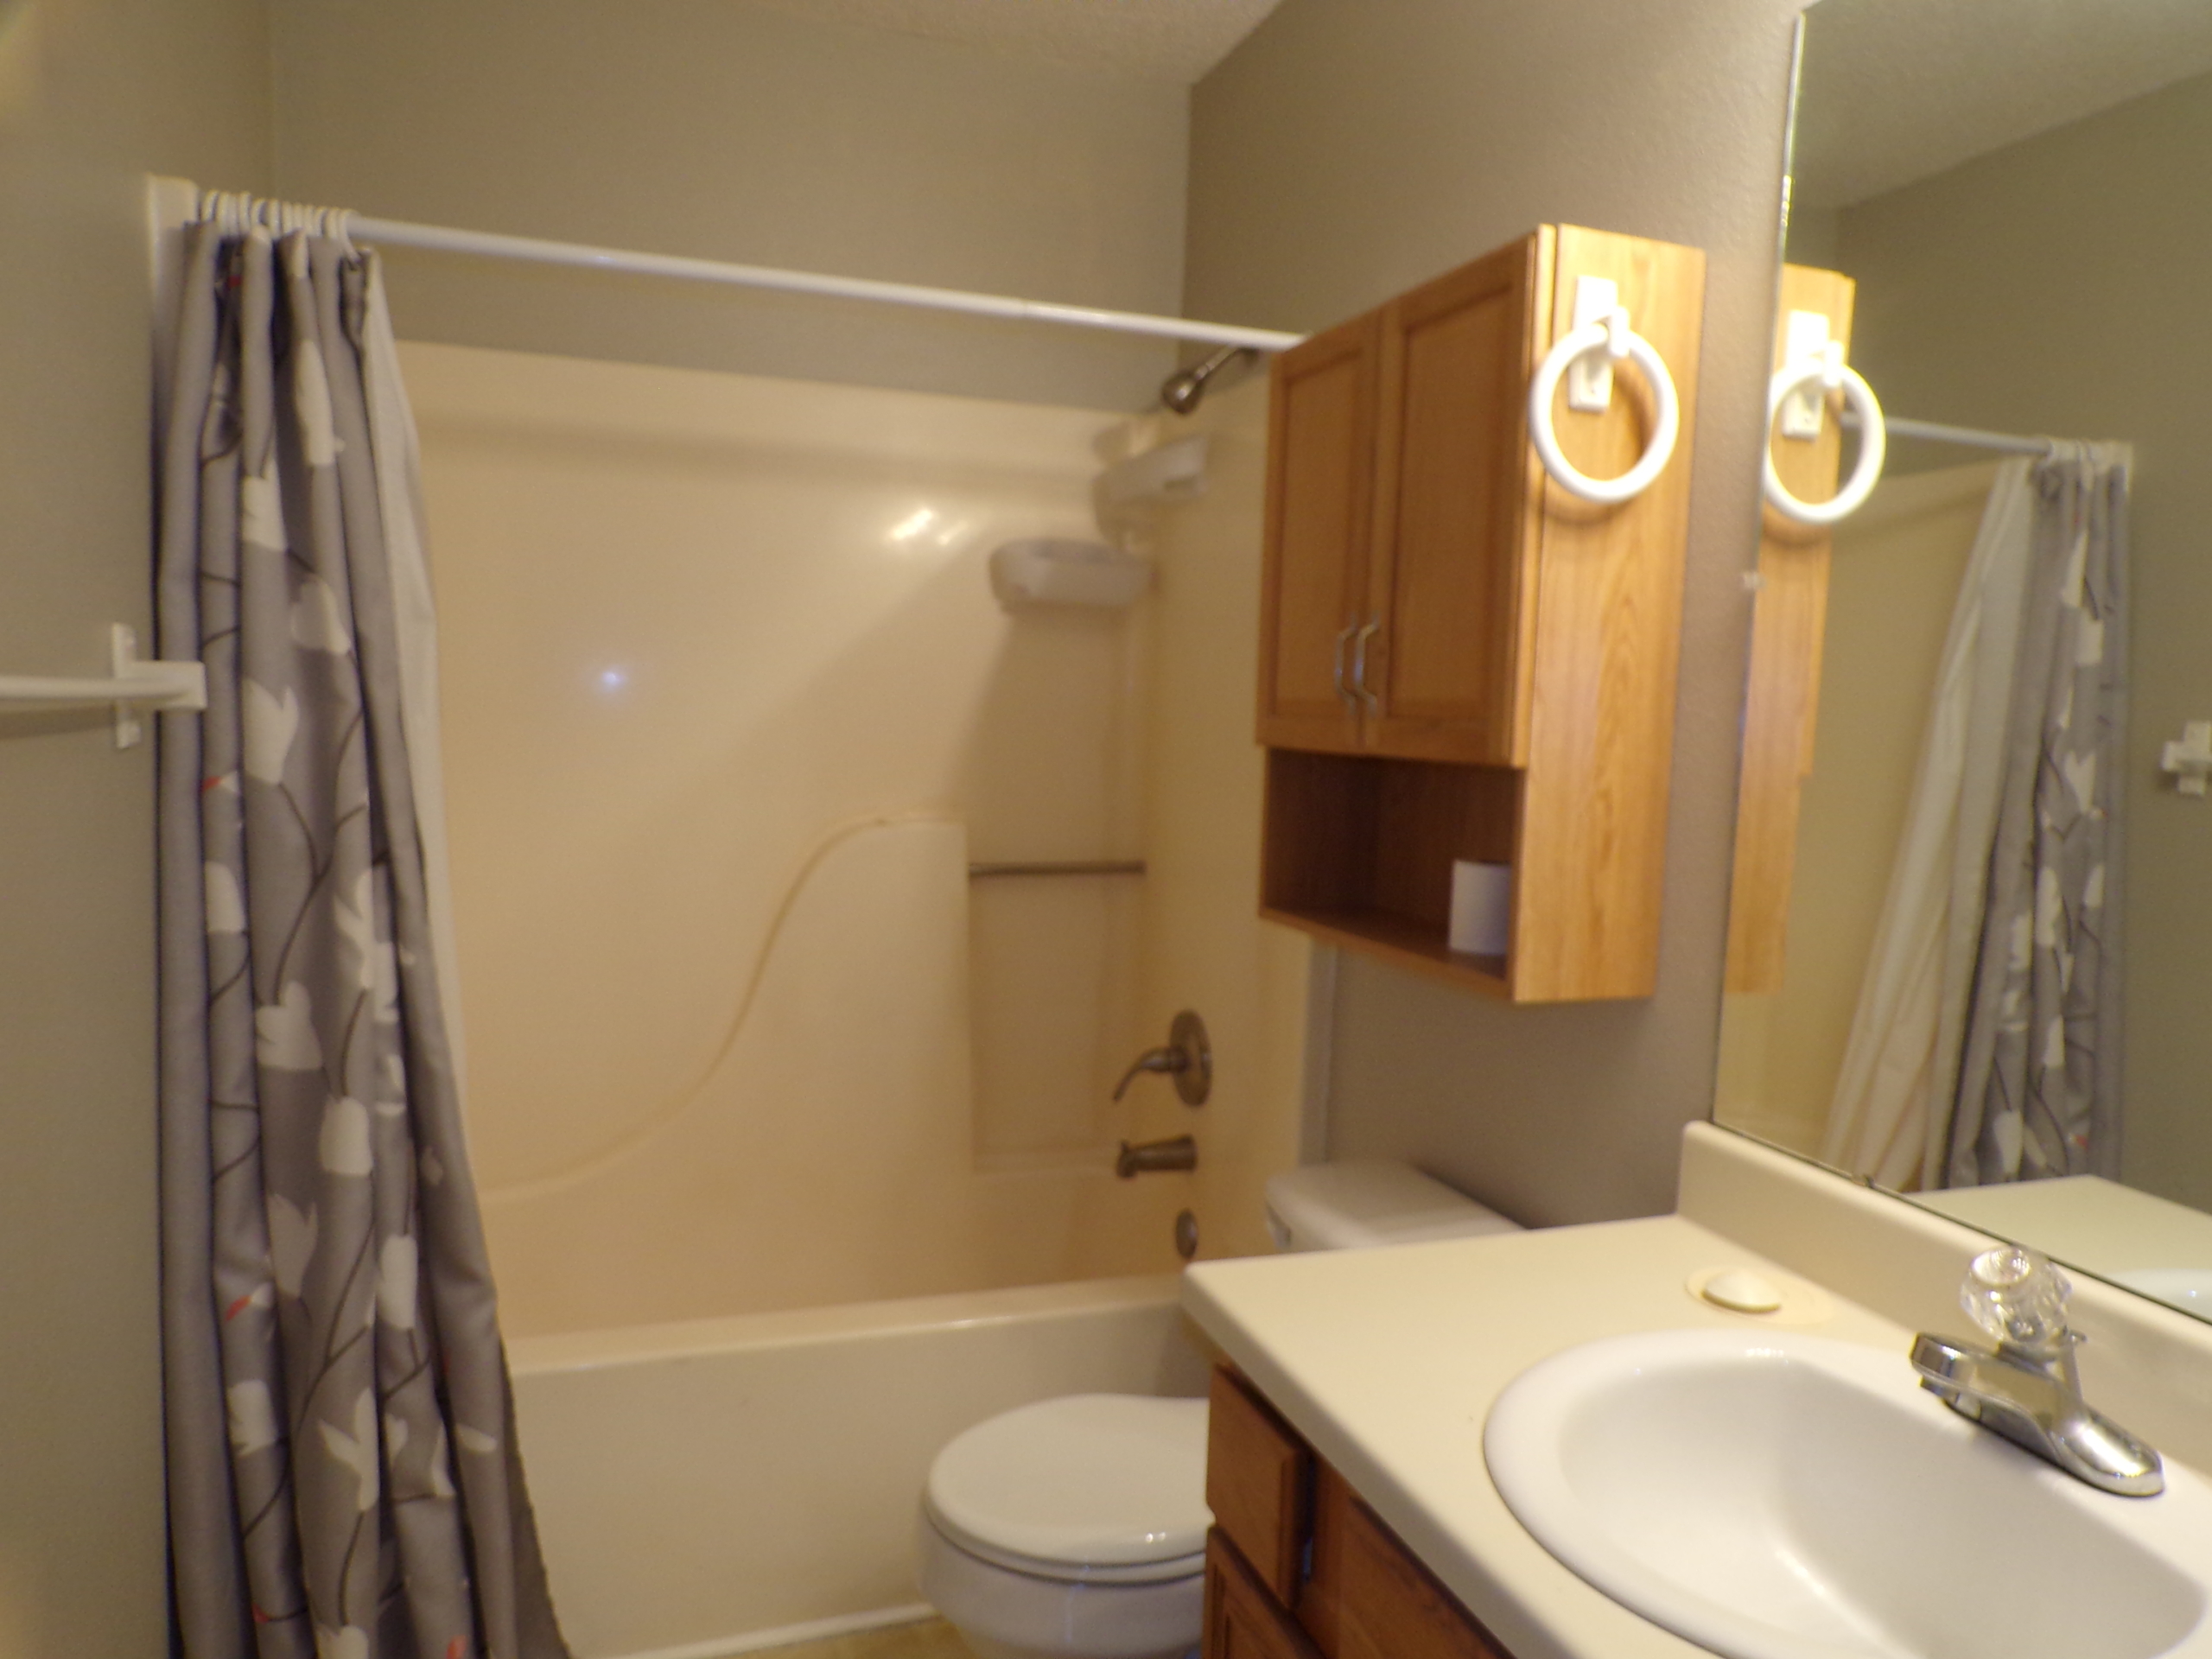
[0,623,209,749]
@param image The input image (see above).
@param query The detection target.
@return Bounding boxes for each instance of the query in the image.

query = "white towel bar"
[0,624,207,748]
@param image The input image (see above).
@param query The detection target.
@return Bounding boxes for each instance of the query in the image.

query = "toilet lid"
[925,1395,1210,1571]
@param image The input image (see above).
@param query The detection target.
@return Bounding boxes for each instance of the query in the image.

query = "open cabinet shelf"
[1260,749,1515,997]
[1259,905,1511,998]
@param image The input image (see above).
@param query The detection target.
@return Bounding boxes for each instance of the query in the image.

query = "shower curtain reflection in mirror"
[1726,445,2130,1192]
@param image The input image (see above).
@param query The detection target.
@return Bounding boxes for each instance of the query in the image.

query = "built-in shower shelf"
[967,859,1147,879]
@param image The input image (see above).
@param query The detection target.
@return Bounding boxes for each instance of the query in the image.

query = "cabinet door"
[1361,237,1545,766]
[1257,313,1382,753]
[1206,1532,1326,1659]
[1206,1368,1313,1602]
[1300,1465,1508,1659]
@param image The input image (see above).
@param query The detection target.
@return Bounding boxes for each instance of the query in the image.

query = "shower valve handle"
[1109,1010,1212,1105]
[1112,1046,1184,1100]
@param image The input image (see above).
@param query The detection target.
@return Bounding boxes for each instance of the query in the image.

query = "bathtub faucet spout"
[1116,1135,1198,1179]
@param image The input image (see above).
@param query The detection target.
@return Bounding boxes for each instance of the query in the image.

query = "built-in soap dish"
[1685,1265,1834,1325]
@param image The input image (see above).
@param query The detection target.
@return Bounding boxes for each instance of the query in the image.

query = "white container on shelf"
[1448,860,1511,957]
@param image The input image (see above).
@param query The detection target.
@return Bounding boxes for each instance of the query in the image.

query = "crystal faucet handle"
[1961,1245,2073,1354]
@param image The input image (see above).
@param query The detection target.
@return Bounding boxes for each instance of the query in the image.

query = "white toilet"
[914,1162,1519,1659]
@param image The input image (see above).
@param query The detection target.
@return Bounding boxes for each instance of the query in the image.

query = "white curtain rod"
[1843,410,2056,457]
[346,213,1306,353]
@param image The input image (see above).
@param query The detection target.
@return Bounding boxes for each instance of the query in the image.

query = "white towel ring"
[1527,308,1681,505]
[1764,352,1886,526]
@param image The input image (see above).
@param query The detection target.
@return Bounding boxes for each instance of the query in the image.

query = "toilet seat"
[925,1395,1210,1586]
[922,1505,1204,1586]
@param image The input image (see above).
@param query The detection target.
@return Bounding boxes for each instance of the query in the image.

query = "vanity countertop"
[1180,1213,1912,1659]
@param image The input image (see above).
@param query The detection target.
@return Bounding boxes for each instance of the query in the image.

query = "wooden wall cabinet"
[1255,225,1706,1002]
[1205,1369,1513,1659]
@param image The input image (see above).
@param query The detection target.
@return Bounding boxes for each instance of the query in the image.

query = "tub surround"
[413,341,1181,1332]
[1180,1124,2212,1659]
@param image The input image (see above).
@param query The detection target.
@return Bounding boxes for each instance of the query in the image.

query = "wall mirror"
[1716,0,2212,1321]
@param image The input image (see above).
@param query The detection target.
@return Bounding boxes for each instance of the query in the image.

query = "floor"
[756,1618,975,1659]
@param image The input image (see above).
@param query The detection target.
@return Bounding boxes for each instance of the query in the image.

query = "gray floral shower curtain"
[156,211,568,1659]
[1947,444,2131,1185]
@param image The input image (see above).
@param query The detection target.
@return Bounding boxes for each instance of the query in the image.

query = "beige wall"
[269,0,1192,411]
[1185,0,1802,1224]
[1827,68,2212,1210]
[0,0,270,1650]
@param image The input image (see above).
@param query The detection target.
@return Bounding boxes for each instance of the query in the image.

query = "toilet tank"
[1263,1160,1521,1252]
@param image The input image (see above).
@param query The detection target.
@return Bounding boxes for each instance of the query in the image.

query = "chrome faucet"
[1910,1245,2163,1497]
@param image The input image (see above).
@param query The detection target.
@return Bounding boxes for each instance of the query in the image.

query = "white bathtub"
[511,1274,1209,1659]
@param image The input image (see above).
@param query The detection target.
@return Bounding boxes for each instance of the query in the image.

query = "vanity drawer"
[1207,1530,1328,1659]
[1206,1367,1313,1601]
[1301,1464,1505,1659]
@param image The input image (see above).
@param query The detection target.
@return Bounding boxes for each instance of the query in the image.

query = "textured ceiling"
[747,0,1288,83]
[1795,0,2212,208]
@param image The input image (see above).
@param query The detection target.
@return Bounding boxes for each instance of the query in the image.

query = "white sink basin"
[1484,1331,2212,1659]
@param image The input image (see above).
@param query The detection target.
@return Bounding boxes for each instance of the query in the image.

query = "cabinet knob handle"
[1529,305,1681,505]
[1762,344,1887,524]
[1351,616,1382,713]
[1332,620,1359,711]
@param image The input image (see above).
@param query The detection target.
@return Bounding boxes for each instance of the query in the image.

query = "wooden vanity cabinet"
[1206,1534,1326,1659]
[1205,1369,1514,1659]
[1255,225,1706,1002]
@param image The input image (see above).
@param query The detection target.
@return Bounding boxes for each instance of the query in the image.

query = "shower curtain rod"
[346,213,1307,353]
[1843,410,2056,457]
[326,225,2101,438]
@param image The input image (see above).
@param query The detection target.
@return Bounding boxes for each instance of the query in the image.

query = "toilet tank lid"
[926,1395,1210,1570]
[1265,1160,1521,1248]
